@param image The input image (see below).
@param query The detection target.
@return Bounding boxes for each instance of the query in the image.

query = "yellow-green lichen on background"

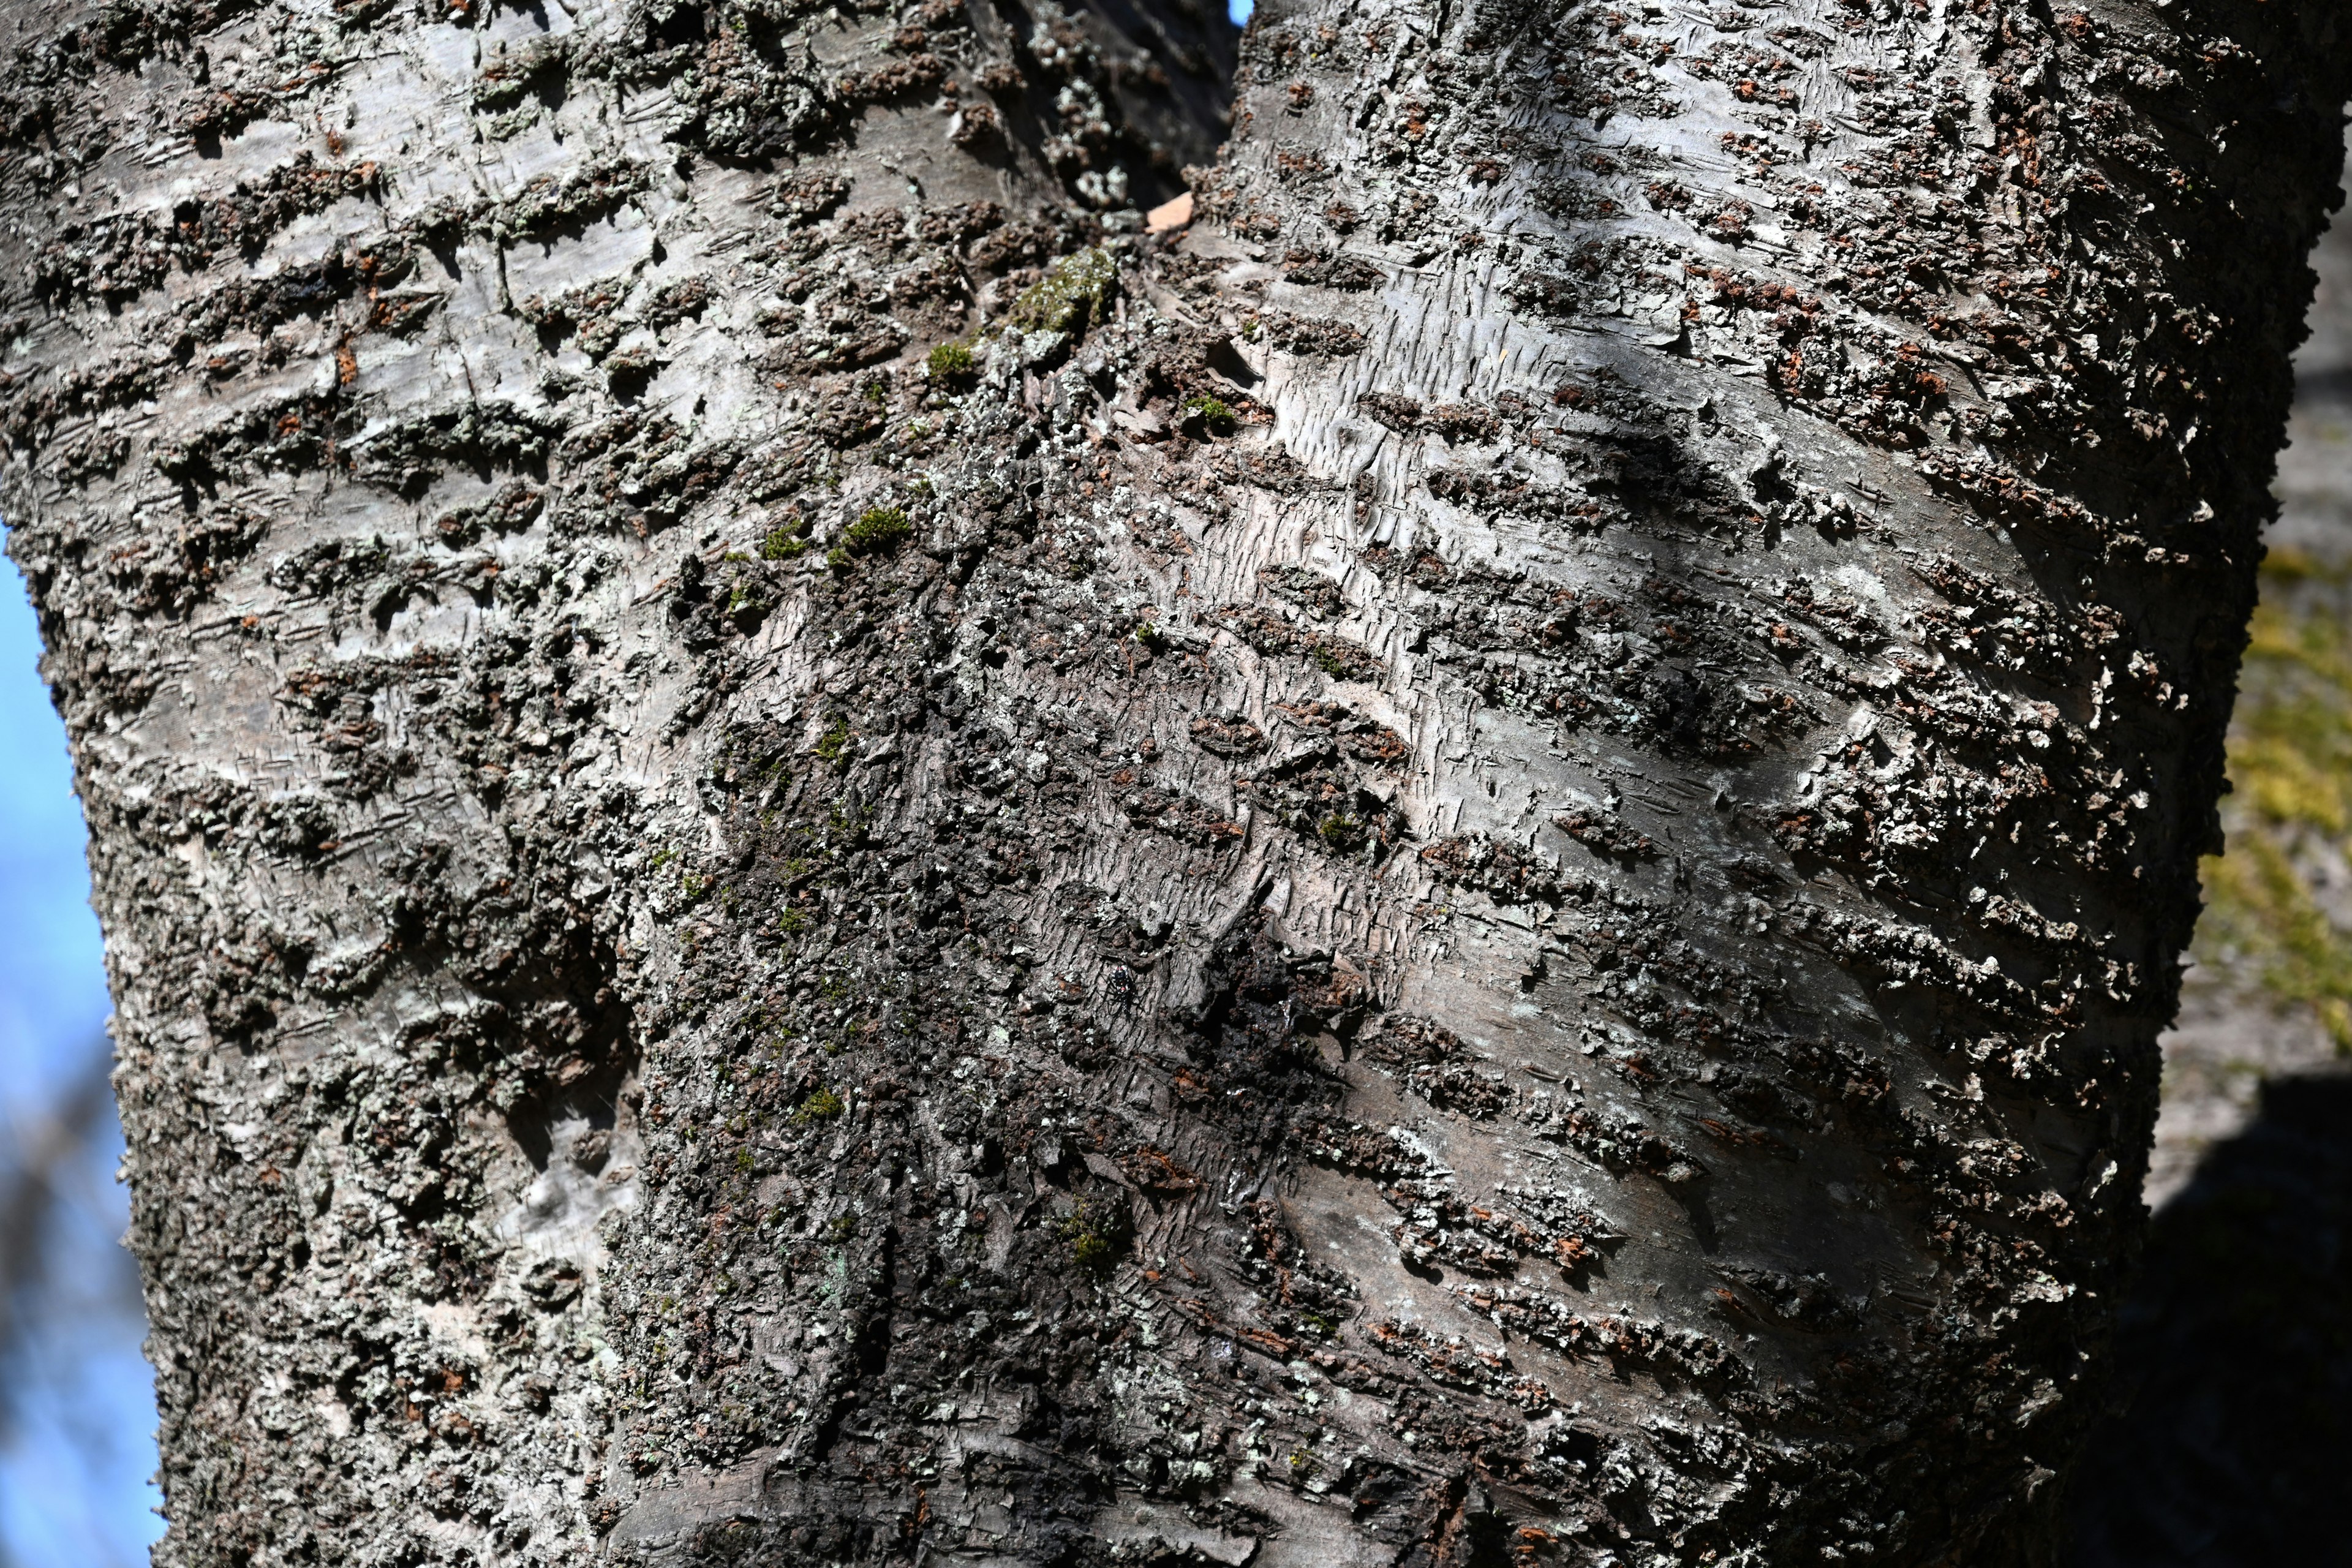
[2196,550,2352,1049]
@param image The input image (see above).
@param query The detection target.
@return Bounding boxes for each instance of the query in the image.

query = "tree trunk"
[3,0,2348,1559]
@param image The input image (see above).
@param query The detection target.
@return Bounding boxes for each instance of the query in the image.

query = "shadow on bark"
[2069,1071,2352,1567]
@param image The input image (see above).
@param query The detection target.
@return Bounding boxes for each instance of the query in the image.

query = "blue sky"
[0,548,162,1567]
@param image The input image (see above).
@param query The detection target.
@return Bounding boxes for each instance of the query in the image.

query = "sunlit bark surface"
[1,0,2347,1562]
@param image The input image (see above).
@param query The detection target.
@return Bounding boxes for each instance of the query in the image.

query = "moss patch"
[1059,1198,1131,1279]
[1003,247,1118,336]
[1182,394,1235,435]
[791,1087,845,1125]
[813,720,854,766]
[926,339,976,379]
[828,505,910,567]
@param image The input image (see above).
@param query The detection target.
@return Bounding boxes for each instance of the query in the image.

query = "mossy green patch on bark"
[925,339,976,379]
[1002,247,1118,337]
[827,506,910,568]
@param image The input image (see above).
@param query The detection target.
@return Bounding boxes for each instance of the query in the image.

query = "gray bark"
[1,0,2347,1563]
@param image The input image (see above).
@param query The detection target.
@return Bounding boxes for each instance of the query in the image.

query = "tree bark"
[3,0,2348,1561]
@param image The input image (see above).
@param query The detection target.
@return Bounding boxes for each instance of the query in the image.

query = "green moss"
[1182,394,1235,434]
[725,581,766,620]
[1004,247,1118,336]
[759,522,808,560]
[829,505,910,567]
[813,720,854,764]
[1059,1199,1131,1279]
[926,339,976,379]
[792,1087,845,1125]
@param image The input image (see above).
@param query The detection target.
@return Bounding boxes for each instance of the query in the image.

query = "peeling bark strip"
[1,0,2346,1558]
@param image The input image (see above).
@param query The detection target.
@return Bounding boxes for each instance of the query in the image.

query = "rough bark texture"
[2067,135,2352,1568]
[2136,164,2352,1213]
[2,0,2349,1562]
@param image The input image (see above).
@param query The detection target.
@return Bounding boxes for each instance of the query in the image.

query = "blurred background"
[0,94,2342,1568]
[0,557,160,1563]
